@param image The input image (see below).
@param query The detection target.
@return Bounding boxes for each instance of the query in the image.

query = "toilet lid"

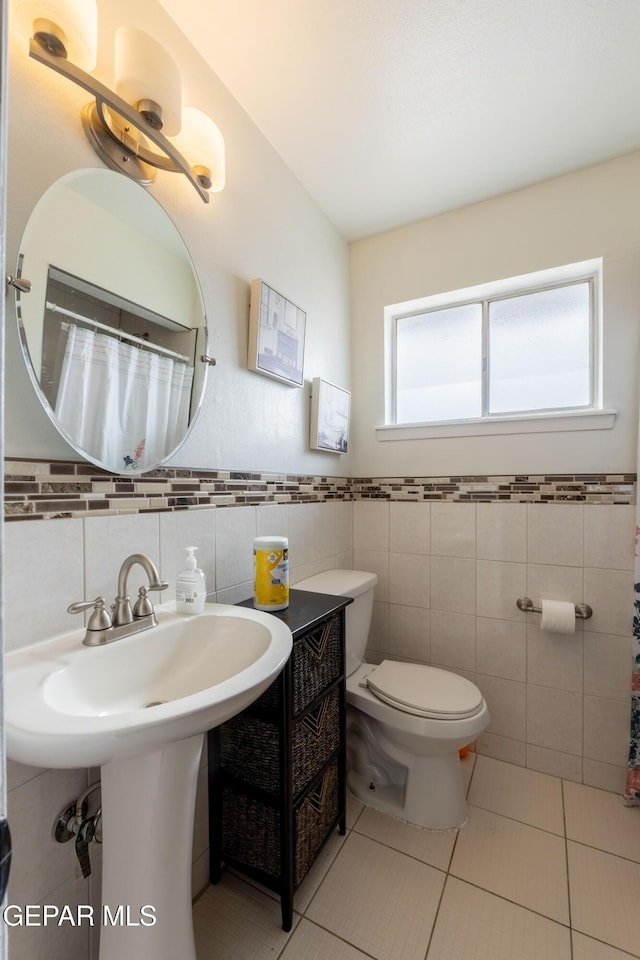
[365,660,483,719]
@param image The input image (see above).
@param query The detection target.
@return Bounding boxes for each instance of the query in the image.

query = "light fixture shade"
[115,27,182,137]
[14,0,98,71]
[173,107,225,192]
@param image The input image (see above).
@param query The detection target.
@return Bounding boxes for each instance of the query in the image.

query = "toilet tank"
[294,569,378,676]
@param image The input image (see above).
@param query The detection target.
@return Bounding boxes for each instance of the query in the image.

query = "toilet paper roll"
[540,599,576,634]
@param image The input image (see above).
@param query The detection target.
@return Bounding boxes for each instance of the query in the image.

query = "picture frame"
[248,278,306,386]
[310,377,350,453]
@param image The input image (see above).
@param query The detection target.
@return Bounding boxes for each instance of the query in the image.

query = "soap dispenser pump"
[176,546,207,615]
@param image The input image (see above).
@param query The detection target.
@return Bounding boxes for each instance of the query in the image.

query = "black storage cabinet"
[208,589,351,930]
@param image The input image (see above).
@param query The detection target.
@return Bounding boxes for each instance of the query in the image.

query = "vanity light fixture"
[14,0,225,203]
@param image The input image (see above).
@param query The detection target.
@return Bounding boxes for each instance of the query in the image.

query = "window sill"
[375,408,618,442]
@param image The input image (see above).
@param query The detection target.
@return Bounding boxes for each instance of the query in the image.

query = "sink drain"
[143,700,167,708]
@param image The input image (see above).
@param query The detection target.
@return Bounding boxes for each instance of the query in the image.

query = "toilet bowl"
[294,569,489,829]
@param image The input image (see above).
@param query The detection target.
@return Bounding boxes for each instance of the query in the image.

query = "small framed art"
[248,278,306,386]
[310,377,350,453]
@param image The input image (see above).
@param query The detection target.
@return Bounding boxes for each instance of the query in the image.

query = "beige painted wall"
[5,0,351,477]
[350,152,640,477]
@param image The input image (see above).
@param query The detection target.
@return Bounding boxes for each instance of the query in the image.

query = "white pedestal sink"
[4,603,293,960]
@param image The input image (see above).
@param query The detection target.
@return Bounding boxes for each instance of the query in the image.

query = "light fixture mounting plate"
[81,102,157,186]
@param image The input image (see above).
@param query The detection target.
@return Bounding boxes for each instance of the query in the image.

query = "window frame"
[382,259,612,439]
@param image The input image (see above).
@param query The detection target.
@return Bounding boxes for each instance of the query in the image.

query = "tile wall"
[4,460,352,520]
[354,499,635,793]
[3,461,637,960]
[354,474,636,503]
[4,498,354,960]
[5,462,635,519]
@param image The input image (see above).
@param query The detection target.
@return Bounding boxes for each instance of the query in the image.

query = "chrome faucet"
[113,553,168,625]
[68,553,169,646]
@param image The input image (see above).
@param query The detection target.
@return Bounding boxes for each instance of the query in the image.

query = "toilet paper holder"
[516,596,593,620]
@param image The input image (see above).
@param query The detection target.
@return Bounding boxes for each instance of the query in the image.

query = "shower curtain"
[55,325,194,472]
[625,459,640,802]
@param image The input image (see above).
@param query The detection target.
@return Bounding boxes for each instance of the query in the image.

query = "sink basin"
[5,603,292,767]
[5,600,292,960]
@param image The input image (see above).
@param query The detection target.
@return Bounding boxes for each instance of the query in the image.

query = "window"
[385,260,607,437]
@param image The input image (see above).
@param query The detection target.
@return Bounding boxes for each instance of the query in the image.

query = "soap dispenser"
[176,546,207,615]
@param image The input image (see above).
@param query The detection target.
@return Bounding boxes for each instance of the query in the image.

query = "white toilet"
[295,569,489,830]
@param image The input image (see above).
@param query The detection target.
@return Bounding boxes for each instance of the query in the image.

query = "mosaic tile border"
[3,460,636,520]
[354,474,637,504]
[4,460,352,521]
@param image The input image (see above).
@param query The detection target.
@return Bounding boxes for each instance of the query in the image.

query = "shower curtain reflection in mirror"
[55,325,194,473]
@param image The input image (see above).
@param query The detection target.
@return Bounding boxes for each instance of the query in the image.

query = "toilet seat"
[364,660,483,720]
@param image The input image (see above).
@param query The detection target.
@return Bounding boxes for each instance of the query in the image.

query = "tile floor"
[193,754,640,960]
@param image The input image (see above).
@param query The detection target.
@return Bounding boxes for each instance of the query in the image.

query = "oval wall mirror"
[14,169,209,475]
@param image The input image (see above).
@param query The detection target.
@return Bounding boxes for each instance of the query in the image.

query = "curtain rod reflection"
[45,301,191,364]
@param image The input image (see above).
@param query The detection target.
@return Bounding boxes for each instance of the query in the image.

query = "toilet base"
[347,748,469,830]
[346,707,474,830]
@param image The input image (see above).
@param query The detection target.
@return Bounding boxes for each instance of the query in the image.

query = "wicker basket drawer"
[294,762,339,885]
[221,760,339,886]
[221,789,281,880]
[255,613,343,716]
[292,614,342,714]
[221,687,340,796]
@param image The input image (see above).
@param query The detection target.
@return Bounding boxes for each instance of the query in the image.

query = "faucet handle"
[132,586,154,618]
[67,597,113,631]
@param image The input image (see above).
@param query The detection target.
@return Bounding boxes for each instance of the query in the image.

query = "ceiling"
[159,0,640,241]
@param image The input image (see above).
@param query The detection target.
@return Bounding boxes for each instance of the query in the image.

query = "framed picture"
[310,377,350,453]
[248,278,306,386]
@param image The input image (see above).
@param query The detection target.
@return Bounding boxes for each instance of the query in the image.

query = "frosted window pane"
[488,283,591,414]
[396,304,482,422]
